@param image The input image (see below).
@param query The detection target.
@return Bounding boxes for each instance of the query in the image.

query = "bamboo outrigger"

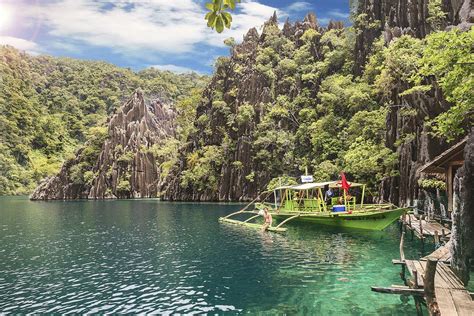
[219,180,408,232]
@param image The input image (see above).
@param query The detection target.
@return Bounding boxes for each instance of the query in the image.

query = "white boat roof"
[274,181,365,191]
[273,185,294,190]
[291,181,336,190]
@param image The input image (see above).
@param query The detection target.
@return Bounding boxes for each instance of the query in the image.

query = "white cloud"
[18,0,283,57]
[286,2,312,13]
[50,41,81,53]
[0,36,38,52]
[328,10,349,19]
[149,64,198,74]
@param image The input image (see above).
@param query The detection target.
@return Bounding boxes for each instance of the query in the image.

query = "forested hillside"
[163,11,472,201]
[0,46,208,195]
[3,1,473,201]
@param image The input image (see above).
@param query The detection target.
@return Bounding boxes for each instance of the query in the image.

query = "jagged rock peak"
[261,11,280,36]
[30,90,176,200]
[282,17,294,37]
[303,12,318,29]
[243,27,259,42]
[268,11,278,25]
[327,20,344,30]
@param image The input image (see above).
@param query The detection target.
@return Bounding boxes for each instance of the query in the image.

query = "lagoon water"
[0,197,427,314]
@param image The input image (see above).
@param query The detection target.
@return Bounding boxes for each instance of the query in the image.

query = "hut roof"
[419,137,467,174]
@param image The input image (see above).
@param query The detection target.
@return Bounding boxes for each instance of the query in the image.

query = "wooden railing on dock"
[401,213,451,242]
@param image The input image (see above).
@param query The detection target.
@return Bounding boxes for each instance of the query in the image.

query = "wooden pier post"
[424,259,440,315]
[434,231,440,248]
[412,268,422,315]
[441,228,446,242]
[400,231,406,261]
[413,270,419,288]
[400,231,406,280]
[419,216,424,241]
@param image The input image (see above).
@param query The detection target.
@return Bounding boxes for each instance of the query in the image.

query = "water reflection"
[0,197,424,314]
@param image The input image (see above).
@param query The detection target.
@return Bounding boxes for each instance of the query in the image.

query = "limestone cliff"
[30,90,175,200]
[351,0,473,208]
[451,128,474,284]
[353,0,473,74]
[162,13,338,201]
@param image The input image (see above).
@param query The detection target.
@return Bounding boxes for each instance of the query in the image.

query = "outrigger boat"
[219,180,407,233]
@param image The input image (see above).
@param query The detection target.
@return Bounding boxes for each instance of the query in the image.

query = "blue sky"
[0,0,350,74]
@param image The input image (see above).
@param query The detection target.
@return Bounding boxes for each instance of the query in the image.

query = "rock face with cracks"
[353,0,473,74]
[451,128,474,284]
[162,13,339,202]
[30,90,175,200]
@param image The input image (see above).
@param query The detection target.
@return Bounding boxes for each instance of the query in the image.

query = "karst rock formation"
[30,90,175,200]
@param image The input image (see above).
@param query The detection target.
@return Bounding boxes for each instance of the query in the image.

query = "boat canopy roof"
[272,185,294,191]
[273,181,365,191]
[291,181,335,190]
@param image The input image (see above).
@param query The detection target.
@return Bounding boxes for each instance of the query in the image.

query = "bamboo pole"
[244,214,261,223]
[275,214,300,229]
[224,191,271,219]
[371,286,424,295]
[273,190,277,210]
[424,259,440,315]
[318,187,326,212]
[343,189,347,209]
[400,231,406,261]
[400,231,406,280]
[360,184,365,208]
[419,216,424,240]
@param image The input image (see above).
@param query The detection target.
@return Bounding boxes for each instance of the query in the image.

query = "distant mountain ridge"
[0,46,207,195]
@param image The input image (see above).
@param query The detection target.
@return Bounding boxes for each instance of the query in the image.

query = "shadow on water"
[0,197,429,314]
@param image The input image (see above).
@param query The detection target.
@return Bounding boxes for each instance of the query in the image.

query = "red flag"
[339,172,351,194]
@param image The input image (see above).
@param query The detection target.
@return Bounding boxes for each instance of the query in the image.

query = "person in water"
[262,207,273,232]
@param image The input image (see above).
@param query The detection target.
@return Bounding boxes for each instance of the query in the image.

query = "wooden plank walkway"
[422,241,452,263]
[404,260,474,315]
[402,214,451,240]
[373,234,473,315]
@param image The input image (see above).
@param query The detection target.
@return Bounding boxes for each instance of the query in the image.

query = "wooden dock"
[401,213,451,242]
[374,258,474,315]
[373,233,474,315]
[405,260,474,315]
[422,241,452,263]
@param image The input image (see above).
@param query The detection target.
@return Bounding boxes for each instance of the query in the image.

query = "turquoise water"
[0,197,430,314]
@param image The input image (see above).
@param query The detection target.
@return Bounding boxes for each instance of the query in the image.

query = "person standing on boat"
[262,207,273,231]
[324,185,334,205]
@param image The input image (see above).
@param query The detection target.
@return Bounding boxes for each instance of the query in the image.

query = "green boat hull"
[271,207,407,231]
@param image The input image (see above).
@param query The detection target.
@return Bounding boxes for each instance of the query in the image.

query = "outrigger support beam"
[275,214,300,230]
[219,218,287,233]
[223,191,271,220]
[244,214,260,223]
